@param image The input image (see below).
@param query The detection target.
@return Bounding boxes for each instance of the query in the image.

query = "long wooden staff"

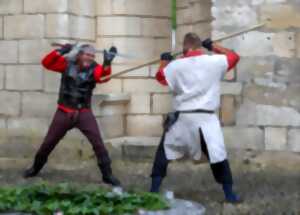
[100,22,266,81]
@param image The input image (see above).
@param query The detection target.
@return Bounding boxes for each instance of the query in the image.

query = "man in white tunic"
[150,33,241,203]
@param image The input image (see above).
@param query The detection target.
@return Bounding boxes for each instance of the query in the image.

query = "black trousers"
[151,129,233,185]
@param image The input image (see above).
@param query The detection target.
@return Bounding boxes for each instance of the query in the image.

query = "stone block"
[223,127,264,150]
[220,96,236,126]
[69,0,96,16]
[19,40,52,63]
[0,17,2,38]
[152,94,172,114]
[297,33,300,58]
[96,0,112,15]
[0,91,21,117]
[128,94,151,114]
[0,40,18,63]
[236,57,275,83]
[126,115,163,136]
[44,71,61,93]
[0,65,4,89]
[220,31,295,58]
[4,15,44,39]
[115,65,149,77]
[237,100,300,126]
[97,16,141,36]
[287,129,300,152]
[265,127,287,151]
[154,38,172,56]
[7,118,50,137]
[177,1,211,25]
[212,5,257,31]
[70,16,95,40]
[0,0,22,14]
[24,0,68,13]
[94,103,127,117]
[112,0,171,17]
[260,4,300,29]
[94,79,122,94]
[123,79,169,93]
[6,65,43,91]
[97,116,124,139]
[46,14,70,38]
[141,18,171,37]
[221,82,242,95]
[274,58,300,84]
[22,92,57,117]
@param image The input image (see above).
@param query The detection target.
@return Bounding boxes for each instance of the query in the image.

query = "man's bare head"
[183,33,202,54]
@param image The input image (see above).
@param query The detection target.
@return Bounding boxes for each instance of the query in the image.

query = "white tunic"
[163,54,228,164]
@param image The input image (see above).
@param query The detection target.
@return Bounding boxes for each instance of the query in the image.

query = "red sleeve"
[212,48,240,72]
[41,50,67,73]
[94,64,112,83]
[155,60,169,86]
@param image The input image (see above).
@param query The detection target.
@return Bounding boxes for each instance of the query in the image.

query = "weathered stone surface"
[69,0,96,16]
[265,127,287,151]
[220,31,295,58]
[237,100,300,126]
[19,40,52,63]
[0,0,22,14]
[221,96,236,126]
[97,116,124,139]
[112,0,171,17]
[126,115,163,136]
[0,65,4,89]
[96,0,112,15]
[22,92,57,117]
[4,15,44,39]
[70,16,95,40]
[7,118,49,137]
[94,79,122,94]
[0,92,21,117]
[97,16,141,36]
[287,129,300,152]
[273,58,300,84]
[212,5,257,30]
[152,94,172,114]
[128,94,151,114]
[44,71,61,93]
[115,65,149,77]
[24,0,68,13]
[141,18,171,37]
[5,65,43,91]
[0,40,18,63]
[260,4,300,29]
[236,57,275,83]
[223,127,264,149]
[46,14,69,38]
[0,17,3,38]
[123,79,169,93]
[297,33,300,58]
[221,82,242,95]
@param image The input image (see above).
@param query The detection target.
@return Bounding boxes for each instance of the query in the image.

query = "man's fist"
[202,38,213,51]
[160,52,174,61]
[103,46,117,66]
[57,43,73,55]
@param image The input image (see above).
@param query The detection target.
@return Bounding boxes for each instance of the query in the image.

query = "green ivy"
[0,183,169,215]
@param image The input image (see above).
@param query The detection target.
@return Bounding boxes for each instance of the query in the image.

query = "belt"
[178,109,215,114]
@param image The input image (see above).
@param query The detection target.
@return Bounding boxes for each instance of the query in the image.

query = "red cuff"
[94,65,112,83]
[41,50,67,73]
[155,60,169,86]
[212,47,240,71]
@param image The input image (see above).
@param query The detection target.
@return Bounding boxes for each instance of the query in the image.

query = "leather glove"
[57,43,73,55]
[160,52,174,61]
[103,46,117,66]
[202,38,213,51]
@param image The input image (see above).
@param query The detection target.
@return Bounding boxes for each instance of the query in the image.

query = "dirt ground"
[0,150,299,215]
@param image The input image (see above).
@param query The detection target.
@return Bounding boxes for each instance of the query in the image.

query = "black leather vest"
[58,61,97,109]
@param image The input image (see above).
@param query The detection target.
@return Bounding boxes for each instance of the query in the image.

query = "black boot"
[99,163,121,187]
[23,155,47,178]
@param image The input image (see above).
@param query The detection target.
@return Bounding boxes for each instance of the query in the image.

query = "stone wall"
[0,0,299,164]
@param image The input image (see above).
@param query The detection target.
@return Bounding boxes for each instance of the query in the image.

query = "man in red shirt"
[23,44,121,186]
[150,33,242,203]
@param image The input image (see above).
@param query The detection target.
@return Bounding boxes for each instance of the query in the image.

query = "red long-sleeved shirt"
[155,49,240,86]
[41,50,112,112]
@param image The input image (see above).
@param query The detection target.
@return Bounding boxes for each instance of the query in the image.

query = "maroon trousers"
[33,109,111,171]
